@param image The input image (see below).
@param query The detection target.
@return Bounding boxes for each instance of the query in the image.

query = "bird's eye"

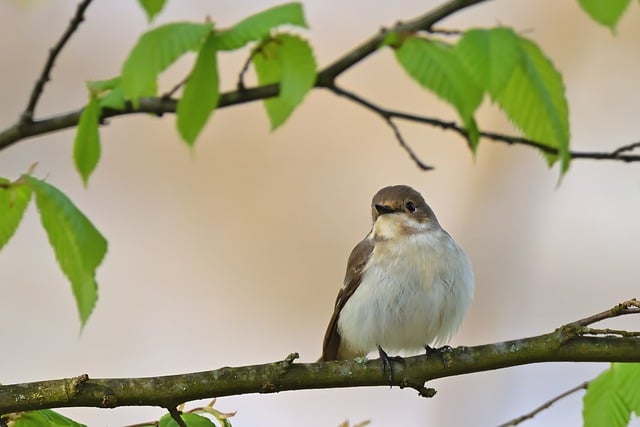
[406,201,416,212]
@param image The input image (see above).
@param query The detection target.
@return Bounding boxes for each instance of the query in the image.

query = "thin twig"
[582,327,640,338]
[611,141,640,156]
[497,381,590,427]
[20,0,94,124]
[236,52,255,91]
[572,298,640,327]
[162,75,189,100]
[428,27,464,35]
[384,117,434,170]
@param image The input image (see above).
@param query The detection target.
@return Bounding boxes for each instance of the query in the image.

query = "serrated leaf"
[138,0,166,23]
[121,22,213,105]
[615,363,640,415]
[456,27,522,99]
[578,0,631,31]
[74,95,101,186]
[217,2,307,51]
[14,409,87,427]
[177,33,219,145]
[584,365,632,427]
[253,33,316,129]
[158,413,216,427]
[0,178,32,251]
[495,36,570,172]
[395,37,483,149]
[25,176,107,328]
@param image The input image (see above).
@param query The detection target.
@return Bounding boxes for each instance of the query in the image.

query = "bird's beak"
[375,204,396,215]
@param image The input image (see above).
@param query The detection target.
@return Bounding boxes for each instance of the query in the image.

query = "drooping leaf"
[177,33,220,145]
[217,2,307,51]
[121,22,213,105]
[253,33,316,129]
[494,36,570,172]
[0,178,32,251]
[158,413,216,427]
[26,176,108,328]
[138,0,167,23]
[74,95,101,186]
[14,409,87,427]
[394,36,483,149]
[578,0,632,31]
[456,27,522,99]
[583,364,634,427]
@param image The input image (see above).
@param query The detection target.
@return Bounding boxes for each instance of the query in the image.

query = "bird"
[319,185,474,366]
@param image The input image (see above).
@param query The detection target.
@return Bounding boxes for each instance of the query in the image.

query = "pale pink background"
[1,1,640,426]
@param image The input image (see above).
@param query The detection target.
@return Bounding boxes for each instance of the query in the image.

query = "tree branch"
[0,300,638,415]
[2,0,640,170]
[20,0,94,125]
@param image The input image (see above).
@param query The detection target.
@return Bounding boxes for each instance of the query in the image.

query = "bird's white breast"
[337,228,474,356]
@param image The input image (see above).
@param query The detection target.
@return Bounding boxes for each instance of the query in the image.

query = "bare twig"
[611,141,640,156]
[581,327,640,338]
[572,298,640,327]
[384,117,434,170]
[20,0,94,124]
[497,382,590,427]
[162,75,189,100]
[236,52,255,91]
[428,27,464,35]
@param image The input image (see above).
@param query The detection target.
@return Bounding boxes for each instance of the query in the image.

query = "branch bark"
[1,299,639,415]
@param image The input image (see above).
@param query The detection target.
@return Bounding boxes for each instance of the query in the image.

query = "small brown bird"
[320,185,474,362]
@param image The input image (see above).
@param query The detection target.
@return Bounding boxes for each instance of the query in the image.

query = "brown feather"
[319,236,374,361]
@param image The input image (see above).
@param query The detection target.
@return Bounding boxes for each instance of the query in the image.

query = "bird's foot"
[377,345,404,386]
[424,345,453,368]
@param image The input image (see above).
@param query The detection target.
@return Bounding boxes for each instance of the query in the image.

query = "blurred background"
[1,0,639,426]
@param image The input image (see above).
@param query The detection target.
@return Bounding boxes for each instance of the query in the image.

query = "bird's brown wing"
[319,236,373,361]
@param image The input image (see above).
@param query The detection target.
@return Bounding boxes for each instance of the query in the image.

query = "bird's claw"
[377,345,404,386]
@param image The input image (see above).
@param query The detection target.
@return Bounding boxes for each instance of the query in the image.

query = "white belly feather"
[337,231,473,356]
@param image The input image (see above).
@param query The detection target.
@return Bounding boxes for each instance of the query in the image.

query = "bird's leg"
[377,345,404,385]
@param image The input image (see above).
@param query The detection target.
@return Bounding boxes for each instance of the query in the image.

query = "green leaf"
[121,22,213,105]
[88,77,126,110]
[252,33,316,129]
[494,36,570,172]
[25,176,107,328]
[578,0,632,31]
[176,33,220,145]
[394,37,483,149]
[456,27,522,99]
[87,77,120,92]
[74,95,101,186]
[583,364,635,427]
[99,85,126,110]
[615,363,640,415]
[138,0,167,22]
[0,178,32,251]
[14,409,87,427]
[158,413,216,427]
[217,2,307,51]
